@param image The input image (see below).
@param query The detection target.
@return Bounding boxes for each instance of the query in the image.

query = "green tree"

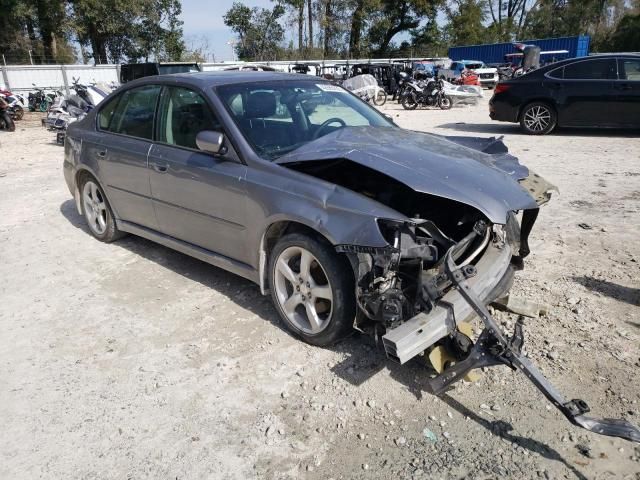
[368,0,443,55]
[445,0,489,46]
[608,13,640,51]
[224,2,286,60]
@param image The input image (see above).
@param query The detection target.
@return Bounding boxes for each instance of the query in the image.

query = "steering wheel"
[312,117,346,140]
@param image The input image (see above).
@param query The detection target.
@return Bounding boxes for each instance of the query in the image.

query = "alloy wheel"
[273,246,333,334]
[523,105,551,132]
[82,180,108,235]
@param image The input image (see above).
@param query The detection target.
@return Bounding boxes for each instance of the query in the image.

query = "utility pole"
[2,54,6,66]
[28,50,34,65]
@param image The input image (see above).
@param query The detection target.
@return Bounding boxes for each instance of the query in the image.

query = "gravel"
[1,103,639,479]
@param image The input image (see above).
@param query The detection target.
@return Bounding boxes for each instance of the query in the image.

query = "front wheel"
[269,233,356,346]
[519,102,556,135]
[439,95,452,110]
[373,89,387,106]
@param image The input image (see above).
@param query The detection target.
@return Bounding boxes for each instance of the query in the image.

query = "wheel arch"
[257,220,336,295]
[73,167,111,216]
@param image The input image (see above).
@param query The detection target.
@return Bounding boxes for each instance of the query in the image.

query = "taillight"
[494,83,511,94]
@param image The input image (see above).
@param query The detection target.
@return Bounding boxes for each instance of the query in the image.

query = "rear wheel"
[79,175,124,242]
[269,233,355,346]
[13,106,24,121]
[519,102,556,135]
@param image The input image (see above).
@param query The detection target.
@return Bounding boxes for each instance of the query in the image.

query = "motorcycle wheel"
[401,94,418,110]
[39,101,49,112]
[1,116,15,132]
[14,106,24,121]
[373,89,387,106]
[439,96,452,110]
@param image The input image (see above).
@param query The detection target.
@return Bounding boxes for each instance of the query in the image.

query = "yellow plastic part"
[427,322,480,383]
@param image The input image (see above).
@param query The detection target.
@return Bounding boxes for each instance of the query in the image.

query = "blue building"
[448,35,590,64]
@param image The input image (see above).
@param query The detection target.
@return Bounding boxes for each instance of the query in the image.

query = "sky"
[178,0,413,63]
[179,0,277,62]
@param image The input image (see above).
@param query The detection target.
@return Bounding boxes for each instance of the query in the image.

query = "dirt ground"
[1,98,639,480]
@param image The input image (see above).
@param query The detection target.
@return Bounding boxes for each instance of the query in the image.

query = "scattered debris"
[578,223,593,230]
[422,428,437,443]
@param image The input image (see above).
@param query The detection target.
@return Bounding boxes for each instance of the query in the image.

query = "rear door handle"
[152,163,169,173]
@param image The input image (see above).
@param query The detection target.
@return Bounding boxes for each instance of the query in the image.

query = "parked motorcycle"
[28,85,55,112]
[1,94,25,120]
[401,79,452,110]
[45,79,106,144]
[0,96,16,131]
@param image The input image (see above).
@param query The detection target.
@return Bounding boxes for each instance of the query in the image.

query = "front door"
[148,86,249,263]
[614,58,640,127]
[554,58,618,127]
[96,84,161,230]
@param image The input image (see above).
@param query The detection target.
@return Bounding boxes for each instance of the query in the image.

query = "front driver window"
[619,59,640,81]
[156,87,221,149]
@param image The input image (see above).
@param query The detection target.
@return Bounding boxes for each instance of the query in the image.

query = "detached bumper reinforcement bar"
[428,248,640,443]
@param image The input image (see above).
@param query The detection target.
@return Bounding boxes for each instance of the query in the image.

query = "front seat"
[241,91,289,150]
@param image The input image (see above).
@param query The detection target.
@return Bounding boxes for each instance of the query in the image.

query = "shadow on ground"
[437,122,640,138]
[60,198,584,476]
[573,275,640,307]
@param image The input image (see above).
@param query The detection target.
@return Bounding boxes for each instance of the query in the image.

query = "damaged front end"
[340,210,639,443]
[278,129,640,443]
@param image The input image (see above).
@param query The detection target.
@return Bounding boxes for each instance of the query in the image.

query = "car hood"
[275,127,538,224]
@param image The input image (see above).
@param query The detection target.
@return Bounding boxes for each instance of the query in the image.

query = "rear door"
[614,58,640,127]
[552,58,618,127]
[148,86,249,262]
[97,84,161,229]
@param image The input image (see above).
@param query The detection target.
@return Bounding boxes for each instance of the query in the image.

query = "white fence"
[1,57,451,93]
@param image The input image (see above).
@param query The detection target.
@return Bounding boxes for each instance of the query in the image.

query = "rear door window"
[618,59,640,81]
[563,59,617,80]
[108,85,161,140]
[97,95,121,130]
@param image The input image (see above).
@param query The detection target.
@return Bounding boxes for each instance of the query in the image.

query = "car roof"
[124,70,319,88]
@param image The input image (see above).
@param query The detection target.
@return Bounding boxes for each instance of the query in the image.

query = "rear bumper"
[489,97,519,123]
[382,241,513,364]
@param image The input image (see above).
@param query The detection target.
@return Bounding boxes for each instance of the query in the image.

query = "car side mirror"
[196,130,226,155]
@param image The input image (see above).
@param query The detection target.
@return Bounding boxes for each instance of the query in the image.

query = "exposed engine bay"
[280,133,640,443]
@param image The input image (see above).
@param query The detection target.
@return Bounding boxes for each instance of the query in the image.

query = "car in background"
[489,54,640,134]
[439,60,499,89]
[120,62,201,83]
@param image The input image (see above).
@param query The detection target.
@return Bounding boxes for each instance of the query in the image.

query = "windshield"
[464,63,484,69]
[216,80,395,160]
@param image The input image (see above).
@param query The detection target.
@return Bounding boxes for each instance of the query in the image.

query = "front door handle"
[614,83,632,91]
[97,150,106,158]
[152,163,169,173]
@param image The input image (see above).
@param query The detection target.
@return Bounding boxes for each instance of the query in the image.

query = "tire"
[268,232,356,346]
[439,95,452,110]
[13,106,24,121]
[519,102,556,135]
[79,174,124,242]
[402,93,419,110]
[373,89,387,106]
[1,115,15,132]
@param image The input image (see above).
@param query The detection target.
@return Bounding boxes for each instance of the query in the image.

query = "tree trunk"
[298,3,304,52]
[307,0,313,49]
[323,0,332,56]
[349,0,365,58]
